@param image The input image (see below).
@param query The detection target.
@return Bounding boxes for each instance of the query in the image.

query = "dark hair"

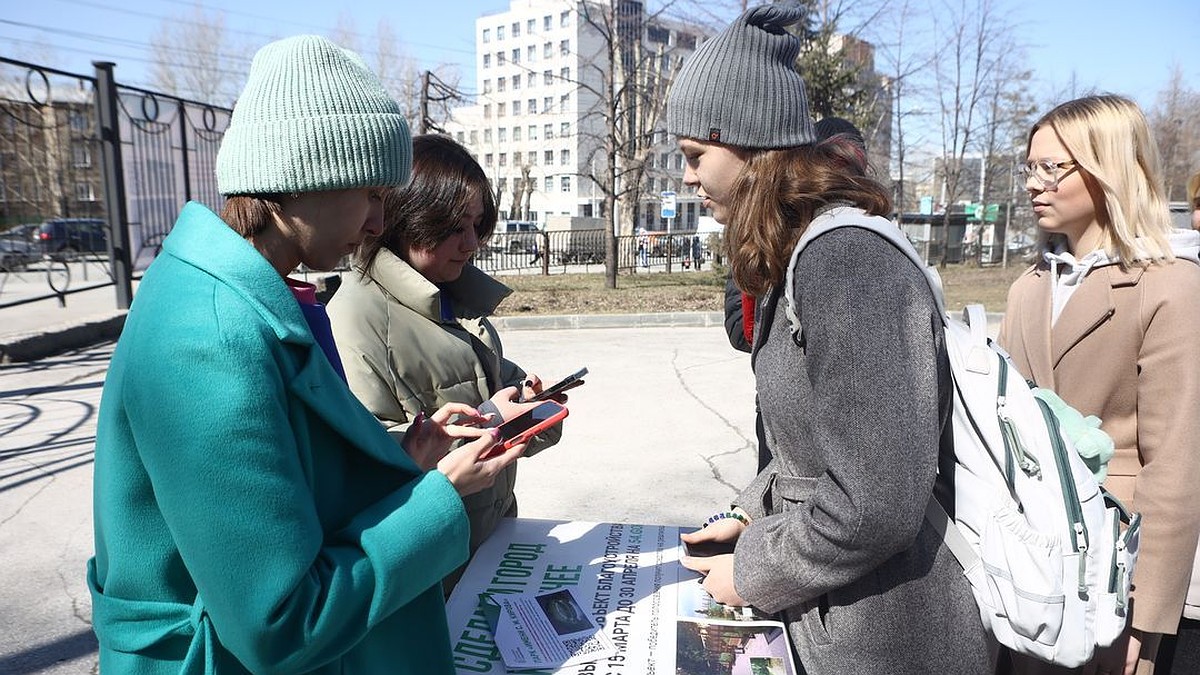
[220,195,285,237]
[726,135,892,297]
[355,134,497,274]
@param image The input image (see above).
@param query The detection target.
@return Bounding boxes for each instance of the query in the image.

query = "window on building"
[527,19,535,33]
[484,104,491,119]
[75,182,95,201]
[72,144,91,167]
[559,39,569,55]
[512,101,521,115]
[485,153,494,167]
[544,176,553,191]
[514,127,522,141]
[560,176,571,192]
[483,54,491,68]
[529,125,538,140]
[544,150,553,164]
[527,45,536,62]
[560,149,570,166]
[528,98,537,113]
[544,42,552,59]
[544,15,551,31]
[648,24,670,44]
[544,124,553,139]
[483,28,491,43]
[498,128,507,142]
[455,131,465,144]
[560,121,570,137]
[543,96,552,112]
[526,72,535,87]
[543,69,552,85]
[497,51,506,66]
[497,76,506,92]
[470,130,478,145]
[483,79,492,94]
[529,151,537,165]
[498,177,507,193]
[511,48,520,64]
[560,11,569,27]
[512,22,520,37]
[497,25,505,40]
[560,93,569,109]
[661,152,669,169]
[498,102,506,117]
[560,66,570,81]
[484,128,492,143]
[514,151,522,165]
[499,153,507,167]
[68,110,87,131]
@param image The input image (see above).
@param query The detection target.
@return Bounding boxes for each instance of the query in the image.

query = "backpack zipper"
[996,358,1042,482]
[1036,397,1089,595]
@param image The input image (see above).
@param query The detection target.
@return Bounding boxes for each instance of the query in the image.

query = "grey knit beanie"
[216,34,411,196]
[667,4,815,149]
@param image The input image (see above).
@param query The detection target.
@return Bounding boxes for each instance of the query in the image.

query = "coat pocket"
[979,504,1066,646]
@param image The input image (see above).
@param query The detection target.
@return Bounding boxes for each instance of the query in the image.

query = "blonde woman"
[998,94,1200,675]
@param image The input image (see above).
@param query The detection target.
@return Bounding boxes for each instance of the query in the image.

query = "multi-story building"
[447,0,709,234]
[0,95,105,228]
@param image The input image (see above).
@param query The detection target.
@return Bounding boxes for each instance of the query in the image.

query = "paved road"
[0,322,757,674]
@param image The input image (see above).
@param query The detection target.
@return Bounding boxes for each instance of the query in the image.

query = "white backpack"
[784,207,1141,667]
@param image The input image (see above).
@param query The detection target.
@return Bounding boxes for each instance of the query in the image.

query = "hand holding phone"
[481,400,569,458]
[527,367,588,402]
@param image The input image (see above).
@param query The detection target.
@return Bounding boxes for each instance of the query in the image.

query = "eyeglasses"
[1016,159,1078,190]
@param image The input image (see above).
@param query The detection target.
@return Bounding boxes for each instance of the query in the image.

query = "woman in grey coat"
[667,6,996,673]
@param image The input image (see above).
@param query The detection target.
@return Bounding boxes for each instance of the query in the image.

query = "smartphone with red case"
[482,400,569,458]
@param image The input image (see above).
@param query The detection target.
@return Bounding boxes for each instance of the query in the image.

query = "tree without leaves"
[1149,65,1200,202]
[149,3,247,107]
[573,1,692,289]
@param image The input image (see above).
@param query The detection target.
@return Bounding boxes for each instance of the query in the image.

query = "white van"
[490,220,542,253]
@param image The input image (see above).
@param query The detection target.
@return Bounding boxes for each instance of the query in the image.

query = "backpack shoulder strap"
[784,206,949,336]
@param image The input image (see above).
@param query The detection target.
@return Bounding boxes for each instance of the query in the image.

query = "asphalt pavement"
[0,286,757,674]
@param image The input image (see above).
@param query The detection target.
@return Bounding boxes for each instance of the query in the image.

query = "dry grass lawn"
[495,261,1029,317]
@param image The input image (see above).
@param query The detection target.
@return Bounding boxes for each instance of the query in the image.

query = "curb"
[490,311,725,331]
[0,310,127,363]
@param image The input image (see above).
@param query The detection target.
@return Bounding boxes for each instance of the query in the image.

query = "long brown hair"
[726,135,892,297]
[355,134,498,274]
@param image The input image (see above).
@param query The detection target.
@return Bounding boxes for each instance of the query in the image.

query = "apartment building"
[447,0,708,234]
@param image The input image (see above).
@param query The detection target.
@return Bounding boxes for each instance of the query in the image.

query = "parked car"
[0,223,38,271]
[35,218,109,259]
[489,220,543,254]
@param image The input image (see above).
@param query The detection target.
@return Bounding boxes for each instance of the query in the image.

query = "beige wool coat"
[998,255,1200,640]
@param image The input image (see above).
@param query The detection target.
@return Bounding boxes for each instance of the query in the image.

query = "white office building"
[446,0,709,234]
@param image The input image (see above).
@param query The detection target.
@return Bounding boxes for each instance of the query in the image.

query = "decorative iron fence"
[0,56,231,310]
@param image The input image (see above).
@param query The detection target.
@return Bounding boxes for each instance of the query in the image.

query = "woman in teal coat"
[86,35,523,674]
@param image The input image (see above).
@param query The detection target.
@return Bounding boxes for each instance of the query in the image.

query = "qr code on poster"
[563,635,606,657]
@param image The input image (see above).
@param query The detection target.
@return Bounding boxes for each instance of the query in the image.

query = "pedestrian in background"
[998,95,1200,675]
[87,35,521,675]
[328,133,564,594]
[668,5,995,673]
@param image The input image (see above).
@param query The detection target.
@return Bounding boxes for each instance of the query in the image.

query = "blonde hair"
[726,136,891,297]
[1188,171,1200,205]
[1030,94,1173,263]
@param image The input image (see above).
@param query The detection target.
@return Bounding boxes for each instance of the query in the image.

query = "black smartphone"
[528,367,588,402]
[683,539,736,557]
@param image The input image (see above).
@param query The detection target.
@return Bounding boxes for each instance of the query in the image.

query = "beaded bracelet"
[702,511,749,528]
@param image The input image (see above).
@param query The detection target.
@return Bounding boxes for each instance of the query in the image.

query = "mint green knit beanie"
[216,34,411,196]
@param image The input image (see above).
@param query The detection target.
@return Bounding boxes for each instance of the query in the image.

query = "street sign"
[660,191,677,219]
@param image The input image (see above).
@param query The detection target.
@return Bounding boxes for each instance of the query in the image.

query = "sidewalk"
[0,299,757,673]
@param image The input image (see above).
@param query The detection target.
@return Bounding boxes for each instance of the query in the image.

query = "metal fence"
[0,56,231,310]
